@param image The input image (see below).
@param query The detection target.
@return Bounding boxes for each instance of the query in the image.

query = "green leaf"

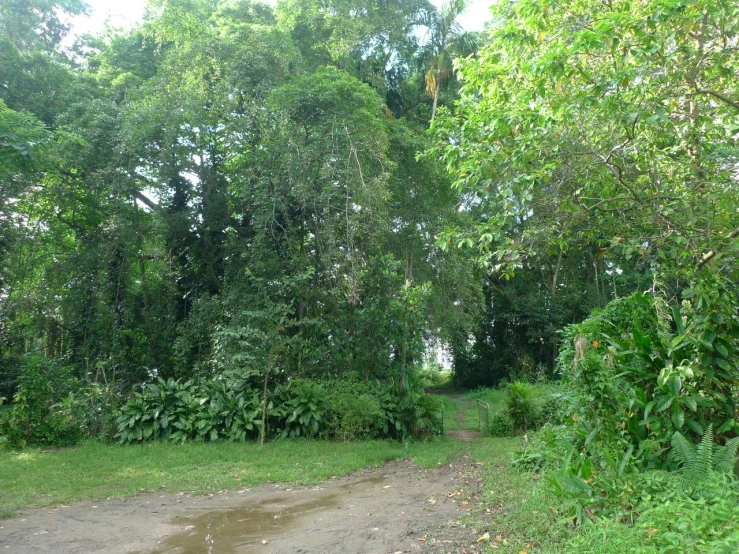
[714,343,729,357]
[686,419,703,435]
[715,358,732,371]
[683,397,697,412]
[716,418,736,434]
[656,396,673,412]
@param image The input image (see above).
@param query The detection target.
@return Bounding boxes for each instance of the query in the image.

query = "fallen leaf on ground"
[477,532,490,543]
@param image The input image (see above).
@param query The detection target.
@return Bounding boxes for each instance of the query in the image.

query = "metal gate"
[476,400,490,432]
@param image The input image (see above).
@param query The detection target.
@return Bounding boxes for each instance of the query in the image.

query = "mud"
[0,458,488,554]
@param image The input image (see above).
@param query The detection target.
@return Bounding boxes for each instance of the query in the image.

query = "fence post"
[440,400,445,437]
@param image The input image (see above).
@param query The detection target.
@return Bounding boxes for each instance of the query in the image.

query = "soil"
[0,457,494,554]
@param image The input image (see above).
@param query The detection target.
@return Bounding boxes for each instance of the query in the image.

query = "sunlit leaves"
[432,0,739,277]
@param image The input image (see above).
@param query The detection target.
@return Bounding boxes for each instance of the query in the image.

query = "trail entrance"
[428,389,485,441]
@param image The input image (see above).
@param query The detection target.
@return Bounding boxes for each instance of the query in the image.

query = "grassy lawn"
[0,438,461,519]
[439,393,478,431]
[0,408,572,551]
[465,387,507,411]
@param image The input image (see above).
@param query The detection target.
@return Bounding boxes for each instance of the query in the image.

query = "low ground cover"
[0,438,459,519]
[4,383,737,552]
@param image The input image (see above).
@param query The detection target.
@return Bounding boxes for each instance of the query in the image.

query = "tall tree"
[421,0,471,122]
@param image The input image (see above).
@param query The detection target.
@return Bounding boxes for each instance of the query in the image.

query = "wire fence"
[476,399,490,432]
[438,397,490,436]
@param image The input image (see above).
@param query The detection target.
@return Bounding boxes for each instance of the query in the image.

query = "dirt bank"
[0,457,492,554]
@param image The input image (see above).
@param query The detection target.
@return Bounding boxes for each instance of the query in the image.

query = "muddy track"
[0,457,491,554]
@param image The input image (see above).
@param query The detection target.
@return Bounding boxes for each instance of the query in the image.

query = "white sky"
[72,0,494,36]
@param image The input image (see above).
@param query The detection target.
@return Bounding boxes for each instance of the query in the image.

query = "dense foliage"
[0,0,483,445]
[2,0,738,548]
[428,0,739,550]
[114,375,440,444]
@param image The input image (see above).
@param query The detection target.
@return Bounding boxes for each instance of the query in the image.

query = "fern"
[671,424,739,487]
[694,424,714,477]
[671,430,696,469]
[715,437,739,474]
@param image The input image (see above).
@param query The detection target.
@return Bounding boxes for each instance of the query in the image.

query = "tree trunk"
[430,68,441,122]
[400,340,407,389]
[551,249,563,367]
[261,363,270,446]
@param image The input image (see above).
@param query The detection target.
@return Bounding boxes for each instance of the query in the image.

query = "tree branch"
[695,89,739,111]
[131,190,158,210]
[696,227,739,271]
[578,195,630,211]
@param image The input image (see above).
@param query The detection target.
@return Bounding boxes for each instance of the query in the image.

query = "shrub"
[506,381,538,433]
[557,287,739,470]
[0,355,84,447]
[564,473,739,553]
[416,367,450,388]
[115,377,262,443]
[532,395,560,428]
[114,374,442,443]
[327,389,385,440]
[276,378,327,439]
[487,411,514,437]
[378,385,442,439]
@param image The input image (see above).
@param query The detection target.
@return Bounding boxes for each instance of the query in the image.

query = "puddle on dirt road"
[149,474,386,554]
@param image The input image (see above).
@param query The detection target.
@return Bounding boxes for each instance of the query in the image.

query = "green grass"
[0,438,460,518]
[433,386,572,552]
[440,392,481,431]
[465,438,571,553]
[438,387,508,432]
[464,387,507,411]
[466,437,739,554]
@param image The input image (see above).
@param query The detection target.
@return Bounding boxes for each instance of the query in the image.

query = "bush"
[482,384,558,438]
[416,367,451,388]
[115,376,263,443]
[276,378,327,439]
[557,287,739,470]
[328,389,385,440]
[115,374,442,443]
[564,473,739,553]
[506,381,538,433]
[487,411,514,437]
[0,355,86,447]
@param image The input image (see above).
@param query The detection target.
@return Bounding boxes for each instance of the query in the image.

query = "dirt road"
[0,457,491,554]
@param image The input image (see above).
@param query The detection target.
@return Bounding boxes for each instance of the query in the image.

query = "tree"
[217,270,312,445]
[0,0,89,122]
[432,0,739,280]
[420,0,471,121]
[0,0,480,407]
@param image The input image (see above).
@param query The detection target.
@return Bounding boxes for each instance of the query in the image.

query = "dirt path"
[0,458,492,554]
[426,389,483,441]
